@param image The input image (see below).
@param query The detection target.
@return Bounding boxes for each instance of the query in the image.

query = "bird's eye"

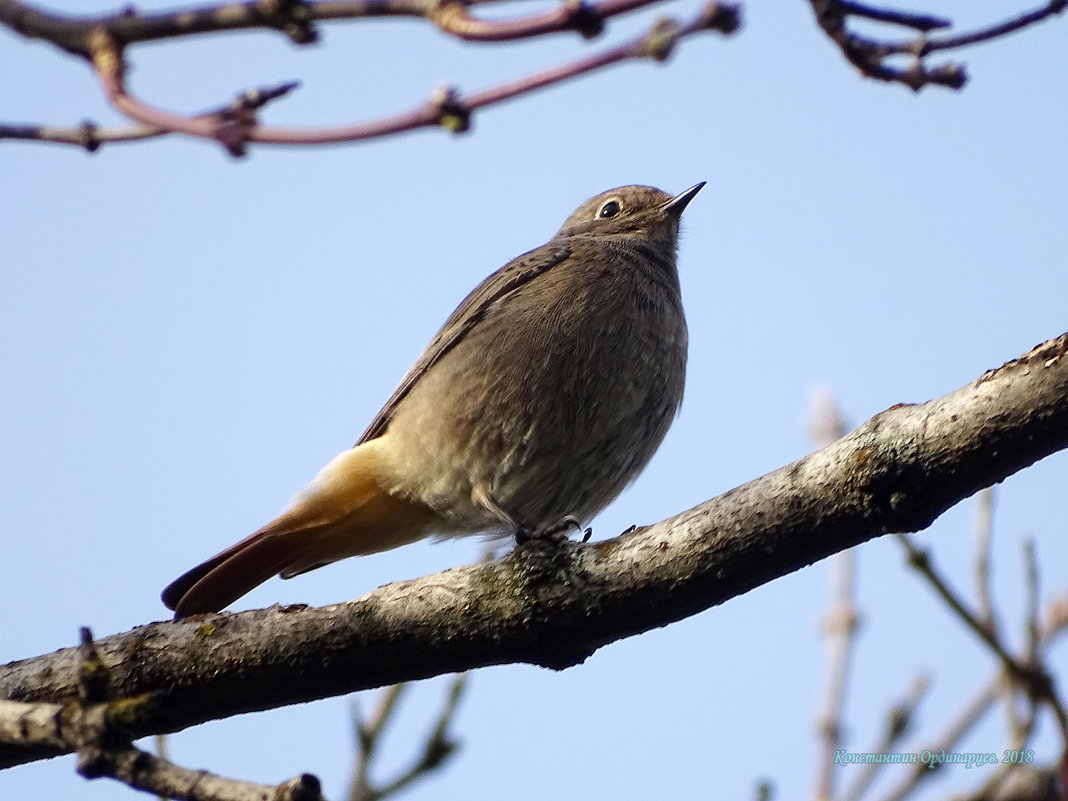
[598,200,621,219]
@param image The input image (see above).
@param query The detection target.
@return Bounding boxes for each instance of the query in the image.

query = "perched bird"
[162,183,704,617]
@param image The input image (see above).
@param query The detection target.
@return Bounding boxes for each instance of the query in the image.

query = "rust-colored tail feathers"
[161,440,437,618]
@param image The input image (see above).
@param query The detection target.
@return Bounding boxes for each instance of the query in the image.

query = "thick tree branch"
[2,330,1067,771]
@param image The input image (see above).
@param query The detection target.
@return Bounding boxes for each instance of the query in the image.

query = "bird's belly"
[380,338,683,536]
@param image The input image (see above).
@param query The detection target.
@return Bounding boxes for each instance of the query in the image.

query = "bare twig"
[0,120,163,150]
[0,0,739,154]
[836,0,949,32]
[838,476,1068,801]
[1022,540,1040,665]
[0,0,695,54]
[1,79,301,153]
[918,0,1068,55]
[974,487,997,632]
[810,388,857,801]
[84,3,737,155]
[806,0,1066,91]
[841,675,928,801]
[896,534,1034,683]
[350,684,407,800]
[893,513,1068,797]
[348,675,468,801]
[79,740,326,801]
[815,551,860,801]
[877,679,1001,801]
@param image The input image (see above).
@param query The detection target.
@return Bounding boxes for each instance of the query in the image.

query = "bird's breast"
[380,243,687,534]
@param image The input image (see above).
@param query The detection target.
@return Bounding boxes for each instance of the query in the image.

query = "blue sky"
[3,1,1067,800]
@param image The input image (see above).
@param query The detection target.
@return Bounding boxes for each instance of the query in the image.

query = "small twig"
[1021,541,1068,744]
[876,678,1000,801]
[815,551,860,801]
[836,0,949,32]
[79,741,325,801]
[349,674,468,801]
[807,390,858,801]
[841,675,928,801]
[1,80,301,153]
[0,0,739,155]
[896,534,1031,681]
[88,3,737,155]
[0,120,164,151]
[0,0,696,54]
[350,684,407,798]
[810,388,856,801]
[974,487,997,632]
[899,529,1068,748]
[806,0,1067,91]
[1022,539,1040,664]
[917,0,1068,55]
[369,674,467,801]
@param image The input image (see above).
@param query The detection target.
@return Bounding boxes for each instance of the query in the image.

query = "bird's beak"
[663,182,706,216]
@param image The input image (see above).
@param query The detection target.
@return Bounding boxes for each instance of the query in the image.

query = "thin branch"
[350,685,406,801]
[896,534,1036,684]
[2,330,1068,770]
[974,487,997,632]
[0,120,164,150]
[350,674,467,801]
[918,0,1068,55]
[841,675,928,801]
[806,0,1066,91]
[873,590,1068,801]
[810,389,857,801]
[0,0,738,154]
[1,79,301,152]
[836,0,949,32]
[1022,539,1040,664]
[815,551,860,801]
[78,740,326,801]
[84,3,737,154]
[897,507,1068,765]
[1022,540,1068,744]
[0,0,678,55]
[876,679,1001,801]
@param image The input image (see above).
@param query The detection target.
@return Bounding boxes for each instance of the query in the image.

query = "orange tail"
[161,439,438,618]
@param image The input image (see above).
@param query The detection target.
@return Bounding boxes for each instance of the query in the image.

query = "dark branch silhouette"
[805,0,1067,90]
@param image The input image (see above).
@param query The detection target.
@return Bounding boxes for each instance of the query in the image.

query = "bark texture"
[2,331,1066,770]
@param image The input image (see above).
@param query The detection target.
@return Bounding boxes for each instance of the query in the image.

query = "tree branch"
[0,0,691,54]
[806,0,1067,91]
[348,674,467,801]
[87,4,738,154]
[1,0,739,154]
[2,330,1067,771]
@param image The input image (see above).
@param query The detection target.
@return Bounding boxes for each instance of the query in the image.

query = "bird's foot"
[515,516,592,545]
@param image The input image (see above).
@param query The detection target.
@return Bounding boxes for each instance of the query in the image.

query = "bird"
[162,183,704,617]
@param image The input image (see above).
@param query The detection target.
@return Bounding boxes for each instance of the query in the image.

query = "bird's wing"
[356,242,573,445]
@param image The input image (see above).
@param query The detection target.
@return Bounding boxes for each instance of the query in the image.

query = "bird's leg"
[518,516,592,545]
[472,485,590,545]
